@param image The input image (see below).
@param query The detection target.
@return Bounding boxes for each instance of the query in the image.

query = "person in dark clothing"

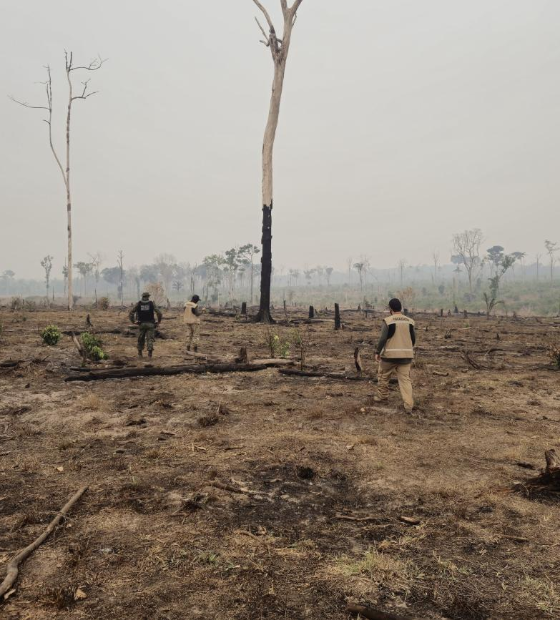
[129,292,163,358]
[373,298,416,412]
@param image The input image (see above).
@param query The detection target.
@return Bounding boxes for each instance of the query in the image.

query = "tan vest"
[183,301,200,325]
[381,314,415,359]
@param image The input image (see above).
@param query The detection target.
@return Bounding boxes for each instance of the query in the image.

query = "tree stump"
[354,347,363,375]
[309,306,315,319]
[241,302,247,316]
[515,449,560,497]
[334,303,341,330]
[440,308,444,317]
[236,347,249,364]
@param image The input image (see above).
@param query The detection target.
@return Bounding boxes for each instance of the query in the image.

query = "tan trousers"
[377,360,414,410]
[187,324,200,347]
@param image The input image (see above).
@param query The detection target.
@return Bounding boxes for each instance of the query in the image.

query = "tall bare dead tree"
[117,250,125,308]
[10,52,105,310]
[432,251,440,283]
[545,240,558,282]
[452,228,484,293]
[252,0,304,323]
[40,255,53,307]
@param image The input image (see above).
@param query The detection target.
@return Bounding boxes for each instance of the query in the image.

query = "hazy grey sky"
[2,0,559,279]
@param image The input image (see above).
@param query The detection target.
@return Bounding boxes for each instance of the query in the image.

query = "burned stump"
[515,449,560,498]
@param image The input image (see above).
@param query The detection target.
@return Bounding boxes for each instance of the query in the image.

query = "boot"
[138,350,143,358]
[148,350,153,358]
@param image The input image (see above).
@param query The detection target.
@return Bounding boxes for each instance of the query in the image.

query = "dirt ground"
[1,307,559,620]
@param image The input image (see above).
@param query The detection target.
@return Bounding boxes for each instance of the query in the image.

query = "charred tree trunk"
[256,205,274,323]
[308,305,315,319]
[334,303,341,330]
[253,0,304,323]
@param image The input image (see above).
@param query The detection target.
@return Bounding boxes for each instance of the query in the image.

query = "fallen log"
[184,349,295,367]
[65,362,287,382]
[279,369,370,381]
[184,350,221,364]
[62,328,122,336]
[346,603,412,620]
[0,361,20,369]
[0,358,47,369]
[0,486,87,600]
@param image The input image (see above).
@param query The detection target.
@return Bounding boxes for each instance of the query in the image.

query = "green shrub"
[89,345,106,361]
[41,325,62,346]
[263,328,290,358]
[81,332,107,361]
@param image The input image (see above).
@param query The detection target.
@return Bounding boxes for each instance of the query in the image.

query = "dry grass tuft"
[336,546,412,591]
[80,393,103,410]
[519,576,560,614]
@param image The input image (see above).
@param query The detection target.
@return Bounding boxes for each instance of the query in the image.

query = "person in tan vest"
[373,298,416,412]
[183,294,201,352]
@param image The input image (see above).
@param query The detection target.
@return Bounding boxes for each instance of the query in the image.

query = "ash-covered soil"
[1,307,559,620]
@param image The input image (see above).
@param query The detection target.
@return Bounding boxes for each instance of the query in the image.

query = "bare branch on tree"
[7,95,49,111]
[255,17,271,46]
[252,0,275,32]
[72,79,99,101]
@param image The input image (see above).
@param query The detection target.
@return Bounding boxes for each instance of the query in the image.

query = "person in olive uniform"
[129,292,163,358]
[373,298,416,412]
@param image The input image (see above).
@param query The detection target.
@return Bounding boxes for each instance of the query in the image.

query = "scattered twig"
[0,486,87,599]
[334,513,389,525]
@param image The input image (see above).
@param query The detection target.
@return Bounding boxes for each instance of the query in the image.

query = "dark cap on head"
[141,292,150,299]
[191,295,200,303]
[389,298,402,312]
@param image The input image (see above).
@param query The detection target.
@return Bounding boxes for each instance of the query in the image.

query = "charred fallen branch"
[278,368,370,381]
[346,603,412,620]
[65,361,290,382]
[0,486,87,600]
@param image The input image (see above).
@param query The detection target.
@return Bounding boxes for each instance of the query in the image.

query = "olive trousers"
[138,322,156,352]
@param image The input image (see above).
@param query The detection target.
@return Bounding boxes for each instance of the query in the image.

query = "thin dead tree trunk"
[117,250,125,308]
[252,0,304,323]
[10,52,104,311]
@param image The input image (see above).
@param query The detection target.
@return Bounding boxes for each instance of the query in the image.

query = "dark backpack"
[137,300,155,323]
